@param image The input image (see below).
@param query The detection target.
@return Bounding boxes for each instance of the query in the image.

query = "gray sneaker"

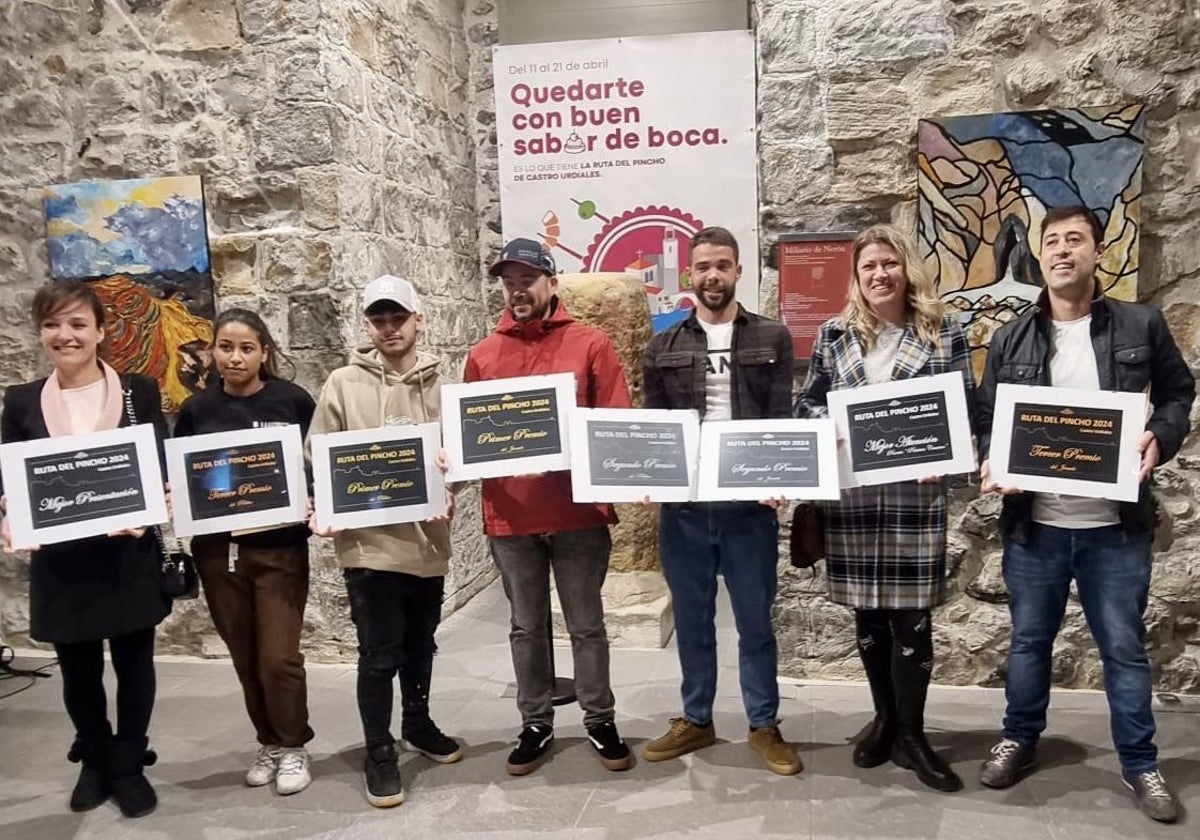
[1122,769,1179,823]
[978,738,1037,789]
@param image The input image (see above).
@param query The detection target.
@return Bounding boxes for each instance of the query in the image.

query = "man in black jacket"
[640,226,800,776]
[975,205,1194,823]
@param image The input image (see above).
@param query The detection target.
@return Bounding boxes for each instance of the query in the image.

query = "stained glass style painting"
[918,105,1144,379]
[44,176,215,412]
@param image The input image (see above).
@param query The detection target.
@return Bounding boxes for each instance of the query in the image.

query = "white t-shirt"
[1031,315,1121,528]
[698,318,733,421]
[62,378,107,436]
[864,324,904,385]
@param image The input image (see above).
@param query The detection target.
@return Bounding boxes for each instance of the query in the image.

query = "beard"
[696,284,736,313]
[508,297,552,323]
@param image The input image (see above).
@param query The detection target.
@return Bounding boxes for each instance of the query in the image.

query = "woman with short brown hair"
[1,281,170,817]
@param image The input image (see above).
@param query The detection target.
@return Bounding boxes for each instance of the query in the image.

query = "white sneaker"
[275,747,312,796]
[245,745,280,787]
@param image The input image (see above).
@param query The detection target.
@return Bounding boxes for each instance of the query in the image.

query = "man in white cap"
[308,275,460,808]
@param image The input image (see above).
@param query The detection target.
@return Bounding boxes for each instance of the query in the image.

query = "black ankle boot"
[68,731,111,812]
[852,715,895,769]
[108,737,157,818]
[891,729,963,792]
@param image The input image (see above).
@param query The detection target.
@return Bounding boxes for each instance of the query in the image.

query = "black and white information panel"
[696,419,840,501]
[568,408,699,502]
[165,425,308,538]
[988,384,1146,502]
[310,423,446,530]
[443,373,575,481]
[826,371,975,488]
[0,424,168,549]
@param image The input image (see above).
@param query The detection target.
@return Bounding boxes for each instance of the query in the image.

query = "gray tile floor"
[1,579,1196,839]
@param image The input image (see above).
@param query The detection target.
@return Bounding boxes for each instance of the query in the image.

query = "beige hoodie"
[307,347,450,577]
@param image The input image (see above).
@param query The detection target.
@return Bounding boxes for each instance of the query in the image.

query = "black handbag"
[122,379,198,600]
[788,502,826,569]
[156,531,199,600]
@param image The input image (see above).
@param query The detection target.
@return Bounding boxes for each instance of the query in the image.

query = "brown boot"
[748,724,802,776]
[643,717,715,762]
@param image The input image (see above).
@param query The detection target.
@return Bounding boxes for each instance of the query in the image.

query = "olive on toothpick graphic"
[572,198,609,223]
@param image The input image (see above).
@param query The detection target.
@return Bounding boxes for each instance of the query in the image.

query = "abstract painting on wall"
[918,105,1144,379]
[44,175,215,412]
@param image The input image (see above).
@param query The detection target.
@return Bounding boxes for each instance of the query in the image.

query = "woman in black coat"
[1,281,170,818]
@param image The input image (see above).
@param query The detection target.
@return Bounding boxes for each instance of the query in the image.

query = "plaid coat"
[795,315,976,609]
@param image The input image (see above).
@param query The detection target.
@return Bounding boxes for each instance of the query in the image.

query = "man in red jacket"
[465,237,633,776]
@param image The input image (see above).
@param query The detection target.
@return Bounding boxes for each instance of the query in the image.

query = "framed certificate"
[0,424,168,549]
[443,373,575,481]
[310,423,446,530]
[165,425,308,537]
[696,419,840,501]
[826,371,975,488]
[987,384,1147,502]
[568,408,700,503]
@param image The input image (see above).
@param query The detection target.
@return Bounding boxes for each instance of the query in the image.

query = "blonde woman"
[795,225,976,792]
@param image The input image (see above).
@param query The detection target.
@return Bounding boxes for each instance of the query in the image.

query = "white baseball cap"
[363,275,421,314]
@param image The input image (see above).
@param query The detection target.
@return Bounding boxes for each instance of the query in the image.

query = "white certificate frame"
[443,373,575,481]
[988,383,1147,502]
[696,419,841,502]
[310,423,447,530]
[568,407,700,503]
[0,423,168,549]
[165,425,308,538]
[826,371,975,488]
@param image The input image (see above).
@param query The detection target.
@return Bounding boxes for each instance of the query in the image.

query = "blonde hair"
[842,224,943,350]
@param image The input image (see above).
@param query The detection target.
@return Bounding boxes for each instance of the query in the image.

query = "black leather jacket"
[976,289,1195,543]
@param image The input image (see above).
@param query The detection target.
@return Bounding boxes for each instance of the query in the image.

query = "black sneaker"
[401,719,463,764]
[1122,768,1179,823]
[978,738,1037,789]
[363,744,404,808]
[586,721,632,771]
[505,725,554,776]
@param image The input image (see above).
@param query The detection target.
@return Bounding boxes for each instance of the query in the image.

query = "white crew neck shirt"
[1031,315,1121,528]
[698,318,733,421]
[864,324,904,385]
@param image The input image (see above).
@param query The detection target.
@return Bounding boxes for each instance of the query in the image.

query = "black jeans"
[55,627,156,743]
[344,568,444,750]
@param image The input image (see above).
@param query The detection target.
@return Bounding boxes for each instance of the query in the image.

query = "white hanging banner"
[493,31,760,325]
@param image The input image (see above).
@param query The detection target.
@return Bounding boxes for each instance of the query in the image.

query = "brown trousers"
[193,535,314,748]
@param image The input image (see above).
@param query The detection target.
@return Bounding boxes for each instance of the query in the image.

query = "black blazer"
[1,373,171,644]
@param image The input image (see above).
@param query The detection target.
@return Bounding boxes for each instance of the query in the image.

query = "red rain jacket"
[463,298,631,536]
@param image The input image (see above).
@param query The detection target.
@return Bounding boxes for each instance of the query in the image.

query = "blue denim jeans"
[1002,523,1157,773]
[659,502,779,729]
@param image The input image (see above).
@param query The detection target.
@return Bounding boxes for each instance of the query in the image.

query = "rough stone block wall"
[0,0,495,659]
[4,0,1199,689]
[758,0,1200,691]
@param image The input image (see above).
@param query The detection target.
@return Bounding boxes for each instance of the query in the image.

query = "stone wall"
[0,0,495,658]
[759,0,1200,691]
[4,0,1199,690]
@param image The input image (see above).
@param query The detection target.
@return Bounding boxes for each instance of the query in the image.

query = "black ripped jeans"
[344,568,444,750]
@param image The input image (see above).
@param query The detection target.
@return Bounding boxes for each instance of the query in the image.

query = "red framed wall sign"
[777,232,855,360]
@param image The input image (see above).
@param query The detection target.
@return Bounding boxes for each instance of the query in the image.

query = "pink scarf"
[40,360,125,438]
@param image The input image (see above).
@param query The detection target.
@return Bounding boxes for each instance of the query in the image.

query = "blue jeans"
[1002,523,1157,773]
[659,502,779,729]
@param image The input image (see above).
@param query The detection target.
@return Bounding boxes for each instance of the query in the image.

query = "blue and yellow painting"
[44,176,215,412]
[917,105,1144,380]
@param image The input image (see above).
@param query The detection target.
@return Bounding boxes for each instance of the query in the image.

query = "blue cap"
[488,237,557,277]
